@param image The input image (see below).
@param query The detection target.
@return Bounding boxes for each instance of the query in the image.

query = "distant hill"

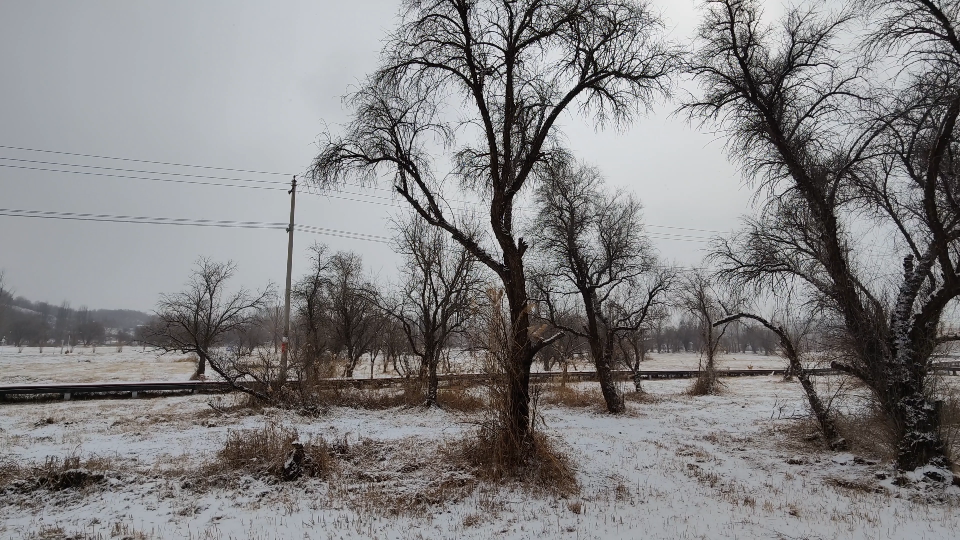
[89,308,154,331]
[0,285,153,345]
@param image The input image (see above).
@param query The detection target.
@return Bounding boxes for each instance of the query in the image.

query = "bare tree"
[293,242,333,380]
[378,317,411,376]
[311,0,681,443]
[615,303,669,392]
[716,295,846,449]
[384,215,483,405]
[687,0,959,470]
[676,270,732,395]
[325,252,381,378]
[530,158,670,411]
[54,301,70,350]
[143,258,273,378]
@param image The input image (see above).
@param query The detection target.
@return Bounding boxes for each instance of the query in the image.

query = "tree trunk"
[889,372,948,470]
[796,366,845,450]
[196,351,207,377]
[427,355,439,405]
[596,340,624,413]
[503,267,534,446]
[885,266,950,471]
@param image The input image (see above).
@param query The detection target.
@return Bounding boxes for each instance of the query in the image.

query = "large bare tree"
[144,258,273,378]
[385,215,483,405]
[530,157,670,412]
[311,0,680,443]
[688,0,960,470]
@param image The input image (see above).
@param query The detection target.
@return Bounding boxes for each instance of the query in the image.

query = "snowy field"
[0,346,790,385]
[2,376,958,539]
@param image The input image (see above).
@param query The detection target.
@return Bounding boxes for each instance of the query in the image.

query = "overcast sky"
[0,1,785,312]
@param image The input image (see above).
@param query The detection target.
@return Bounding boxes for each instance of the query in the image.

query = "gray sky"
[0,1,775,312]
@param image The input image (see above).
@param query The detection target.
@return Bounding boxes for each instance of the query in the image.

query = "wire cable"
[0,207,393,244]
[0,156,288,185]
[0,145,730,237]
[0,208,287,229]
[0,144,291,176]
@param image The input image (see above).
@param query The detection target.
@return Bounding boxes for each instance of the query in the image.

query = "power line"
[0,159,479,213]
[0,208,393,244]
[0,156,288,185]
[0,208,287,229]
[647,224,725,234]
[295,224,391,244]
[0,144,291,176]
[0,163,288,191]
[0,145,728,238]
[0,143,454,199]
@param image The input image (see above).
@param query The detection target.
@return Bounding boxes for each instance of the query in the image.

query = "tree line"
[0,272,149,352]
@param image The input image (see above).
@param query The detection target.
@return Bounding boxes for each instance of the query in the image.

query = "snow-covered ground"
[0,346,789,384]
[1,376,958,539]
[0,347,196,384]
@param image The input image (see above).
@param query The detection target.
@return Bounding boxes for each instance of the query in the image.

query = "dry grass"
[23,522,153,540]
[540,383,604,409]
[623,389,661,404]
[446,425,579,499]
[330,436,481,517]
[0,451,112,493]
[438,381,487,412]
[834,407,897,462]
[688,369,725,396]
[207,421,333,481]
[310,384,424,410]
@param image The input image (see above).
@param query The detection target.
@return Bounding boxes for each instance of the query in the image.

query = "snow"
[2,376,959,539]
[0,347,194,384]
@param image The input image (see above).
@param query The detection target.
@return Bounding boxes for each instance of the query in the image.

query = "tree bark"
[503,264,535,443]
[196,351,207,377]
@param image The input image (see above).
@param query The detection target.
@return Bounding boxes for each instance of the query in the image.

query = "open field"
[1,376,958,539]
[0,347,791,385]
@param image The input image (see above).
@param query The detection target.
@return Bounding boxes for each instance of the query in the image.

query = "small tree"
[384,215,483,405]
[530,158,670,412]
[677,270,733,395]
[715,296,846,450]
[615,303,669,392]
[325,252,381,378]
[144,258,273,378]
[293,242,333,380]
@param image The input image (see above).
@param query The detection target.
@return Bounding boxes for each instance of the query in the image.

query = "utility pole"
[280,175,296,385]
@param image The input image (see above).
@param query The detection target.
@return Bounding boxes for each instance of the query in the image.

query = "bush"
[213,422,332,481]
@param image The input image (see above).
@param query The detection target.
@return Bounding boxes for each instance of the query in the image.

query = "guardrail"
[0,367,844,402]
[4,365,957,402]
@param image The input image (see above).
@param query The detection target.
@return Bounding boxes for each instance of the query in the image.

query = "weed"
[1,452,111,493]
[210,421,332,481]
[446,426,579,498]
[541,384,603,408]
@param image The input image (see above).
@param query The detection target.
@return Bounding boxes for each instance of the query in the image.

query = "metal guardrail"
[0,367,847,401]
[3,365,957,402]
